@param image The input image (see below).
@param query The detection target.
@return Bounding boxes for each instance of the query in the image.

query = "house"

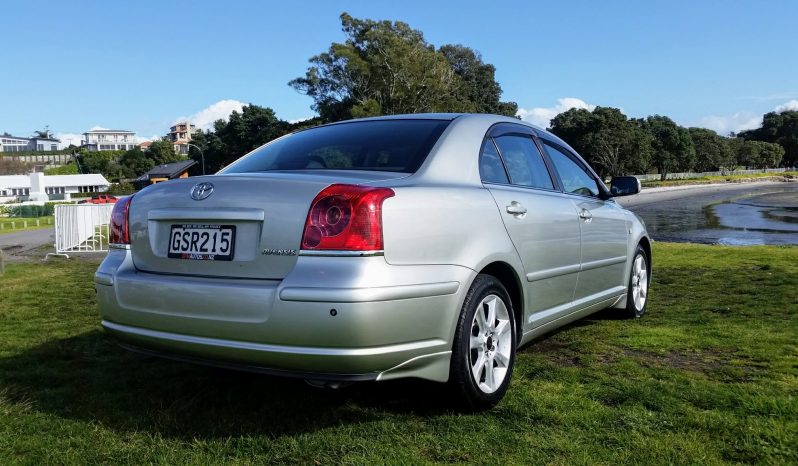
[0,134,61,152]
[133,159,197,190]
[167,122,198,155]
[0,135,31,152]
[82,129,137,151]
[0,173,110,202]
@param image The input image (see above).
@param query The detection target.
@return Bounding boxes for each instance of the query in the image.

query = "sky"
[1,0,797,147]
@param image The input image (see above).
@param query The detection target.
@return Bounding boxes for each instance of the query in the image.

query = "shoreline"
[617,179,798,209]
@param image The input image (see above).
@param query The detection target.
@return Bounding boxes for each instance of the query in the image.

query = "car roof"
[314,113,573,149]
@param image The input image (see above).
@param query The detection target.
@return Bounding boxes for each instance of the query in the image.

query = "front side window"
[479,138,509,184]
[222,120,450,174]
[492,135,554,190]
[541,141,600,197]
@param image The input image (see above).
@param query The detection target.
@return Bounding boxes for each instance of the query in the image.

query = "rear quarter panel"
[382,185,523,273]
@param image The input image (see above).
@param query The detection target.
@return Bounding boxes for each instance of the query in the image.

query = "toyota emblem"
[190,182,214,201]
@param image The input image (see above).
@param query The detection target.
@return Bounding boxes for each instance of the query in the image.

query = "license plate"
[168,224,236,261]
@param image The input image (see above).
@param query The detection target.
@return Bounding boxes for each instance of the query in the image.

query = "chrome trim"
[580,255,627,272]
[148,208,265,221]
[109,243,130,250]
[102,320,446,357]
[190,182,214,201]
[279,281,460,303]
[298,250,384,257]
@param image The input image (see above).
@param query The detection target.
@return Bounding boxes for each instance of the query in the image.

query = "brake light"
[301,184,395,251]
[109,195,133,245]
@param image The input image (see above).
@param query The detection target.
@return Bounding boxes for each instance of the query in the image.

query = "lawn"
[0,216,54,234]
[0,243,795,464]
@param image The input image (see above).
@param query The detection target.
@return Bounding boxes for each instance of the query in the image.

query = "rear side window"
[541,141,601,197]
[479,139,509,184]
[493,135,554,190]
[221,120,450,174]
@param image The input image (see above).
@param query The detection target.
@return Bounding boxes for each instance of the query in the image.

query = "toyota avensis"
[96,113,651,409]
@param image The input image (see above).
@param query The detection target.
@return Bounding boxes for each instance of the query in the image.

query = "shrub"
[8,204,55,218]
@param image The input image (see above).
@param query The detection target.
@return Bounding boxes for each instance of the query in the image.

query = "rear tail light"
[109,195,133,245]
[301,184,395,251]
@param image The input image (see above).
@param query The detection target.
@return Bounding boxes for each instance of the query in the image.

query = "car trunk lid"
[128,171,407,279]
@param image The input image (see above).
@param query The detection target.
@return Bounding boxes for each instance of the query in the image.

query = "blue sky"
[1,0,796,146]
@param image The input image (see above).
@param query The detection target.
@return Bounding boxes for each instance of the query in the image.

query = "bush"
[9,204,55,218]
[45,163,80,175]
[107,182,136,195]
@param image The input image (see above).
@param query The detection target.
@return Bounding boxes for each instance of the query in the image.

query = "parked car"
[95,114,650,409]
[81,194,117,204]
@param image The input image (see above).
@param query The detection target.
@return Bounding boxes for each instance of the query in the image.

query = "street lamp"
[186,143,205,175]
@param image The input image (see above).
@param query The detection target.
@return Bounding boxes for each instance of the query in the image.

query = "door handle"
[506,202,527,215]
[578,209,593,221]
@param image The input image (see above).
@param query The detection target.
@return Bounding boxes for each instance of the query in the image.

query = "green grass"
[0,243,796,464]
[641,171,798,188]
[0,216,54,234]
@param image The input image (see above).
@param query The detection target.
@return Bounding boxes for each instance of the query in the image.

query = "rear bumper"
[95,249,474,382]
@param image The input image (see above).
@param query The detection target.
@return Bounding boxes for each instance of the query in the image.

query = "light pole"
[186,143,205,175]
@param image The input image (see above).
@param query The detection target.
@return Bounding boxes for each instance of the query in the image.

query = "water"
[620,183,798,245]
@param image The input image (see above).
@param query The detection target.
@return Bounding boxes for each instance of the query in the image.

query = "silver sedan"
[96,113,651,409]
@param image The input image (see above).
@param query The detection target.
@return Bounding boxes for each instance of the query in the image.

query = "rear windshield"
[220,119,450,174]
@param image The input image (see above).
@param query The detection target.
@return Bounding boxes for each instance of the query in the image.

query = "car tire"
[623,245,650,318]
[449,274,516,410]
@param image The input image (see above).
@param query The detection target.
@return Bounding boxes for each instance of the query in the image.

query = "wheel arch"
[477,261,524,341]
[638,235,652,270]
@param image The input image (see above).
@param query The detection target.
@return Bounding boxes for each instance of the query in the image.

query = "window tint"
[493,135,554,190]
[479,139,509,184]
[221,120,450,174]
[541,142,601,197]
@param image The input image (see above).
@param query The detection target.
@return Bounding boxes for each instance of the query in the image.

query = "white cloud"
[289,116,314,124]
[696,99,798,135]
[89,125,109,131]
[135,134,160,144]
[173,99,246,131]
[516,98,597,129]
[696,112,762,135]
[53,132,84,149]
[775,99,798,113]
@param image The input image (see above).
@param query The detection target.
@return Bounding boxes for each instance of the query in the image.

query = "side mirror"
[610,176,641,196]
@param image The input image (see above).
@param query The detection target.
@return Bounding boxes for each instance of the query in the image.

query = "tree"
[187,105,292,173]
[641,115,695,180]
[739,110,798,167]
[688,127,736,173]
[290,13,513,121]
[740,140,784,170]
[119,148,154,178]
[146,140,184,166]
[758,141,785,169]
[550,107,651,178]
[78,152,115,175]
[438,44,517,116]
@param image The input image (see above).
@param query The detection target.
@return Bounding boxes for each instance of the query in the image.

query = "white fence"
[54,204,114,254]
[633,167,794,182]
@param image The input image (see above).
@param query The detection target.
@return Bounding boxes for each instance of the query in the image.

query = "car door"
[480,124,582,332]
[539,139,629,303]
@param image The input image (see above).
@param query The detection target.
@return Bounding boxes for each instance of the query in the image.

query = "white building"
[0,173,110,202]
[82,129,137,151]
[0,134,60,152]
[168,122,198,155]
